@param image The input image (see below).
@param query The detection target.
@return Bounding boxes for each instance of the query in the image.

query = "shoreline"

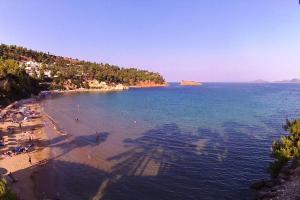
[129,83,169,88]
[49,88,128,93]
[40,83,168,95]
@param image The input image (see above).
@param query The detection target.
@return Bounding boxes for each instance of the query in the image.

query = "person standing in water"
[95,131,100,143]
[75,104,80,122]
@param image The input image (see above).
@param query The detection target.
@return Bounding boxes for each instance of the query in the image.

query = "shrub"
[269,119,300,177]
[0,178,18,200]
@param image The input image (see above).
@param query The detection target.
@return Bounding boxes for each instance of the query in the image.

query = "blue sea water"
[41,83,300,200]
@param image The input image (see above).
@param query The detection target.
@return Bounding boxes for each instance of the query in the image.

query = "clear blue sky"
[0,0,300,82]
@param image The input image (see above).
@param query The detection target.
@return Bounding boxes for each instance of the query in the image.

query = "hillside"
[0,44,166,105]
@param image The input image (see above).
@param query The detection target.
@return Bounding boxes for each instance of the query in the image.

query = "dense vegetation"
[0,44,165,106]
[0,44,165,87]
[0,59,42,106]
[269,119,300,177]
[0,178,18,200]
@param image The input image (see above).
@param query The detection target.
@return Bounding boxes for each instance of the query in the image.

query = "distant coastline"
[252,78,300,84]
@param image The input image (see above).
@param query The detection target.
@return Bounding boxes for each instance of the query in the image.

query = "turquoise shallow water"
[41,83,300,200]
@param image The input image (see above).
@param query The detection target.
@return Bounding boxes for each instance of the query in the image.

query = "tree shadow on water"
[102,123,206,200]
[101,122,270,200]
[107,123,201,177]
[57,132,109,156]
[36,131,110,159]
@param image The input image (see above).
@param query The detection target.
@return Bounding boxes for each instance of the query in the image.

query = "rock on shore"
[251,164,300,199]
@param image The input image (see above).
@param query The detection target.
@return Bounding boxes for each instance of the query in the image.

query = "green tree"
[0,178,18,200]
[269,119,300,177]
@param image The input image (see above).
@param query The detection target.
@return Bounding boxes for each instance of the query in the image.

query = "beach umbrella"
[15,112,24,124]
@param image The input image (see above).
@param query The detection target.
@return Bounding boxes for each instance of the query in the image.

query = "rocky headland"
[129,81,169,88]
[180,80,202,86]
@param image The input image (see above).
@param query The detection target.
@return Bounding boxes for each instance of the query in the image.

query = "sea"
[40,83,300,200]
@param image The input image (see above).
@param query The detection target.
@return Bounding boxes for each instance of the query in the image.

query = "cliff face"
[130,81,168,88]
[87,80,107,88]
[180,80,201,86]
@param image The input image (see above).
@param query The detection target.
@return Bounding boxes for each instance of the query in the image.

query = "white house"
[44,70,52,78]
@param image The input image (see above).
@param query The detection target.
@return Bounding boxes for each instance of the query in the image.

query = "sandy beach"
[0,99,56,200]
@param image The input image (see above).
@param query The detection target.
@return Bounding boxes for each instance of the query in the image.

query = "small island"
[180,80,202,86]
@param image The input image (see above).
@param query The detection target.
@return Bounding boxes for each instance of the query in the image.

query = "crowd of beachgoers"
[0,103,39,158]
[0,98,52,199]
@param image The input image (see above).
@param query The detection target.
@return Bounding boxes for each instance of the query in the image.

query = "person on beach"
[75,104,80,122]
[29,134,33,142]
[28,155,32,165]
[18,121,22,130]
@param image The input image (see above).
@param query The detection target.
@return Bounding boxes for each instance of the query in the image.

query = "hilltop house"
[23,61,41,76]
[44,70,52,78]
[22,61,53,78]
